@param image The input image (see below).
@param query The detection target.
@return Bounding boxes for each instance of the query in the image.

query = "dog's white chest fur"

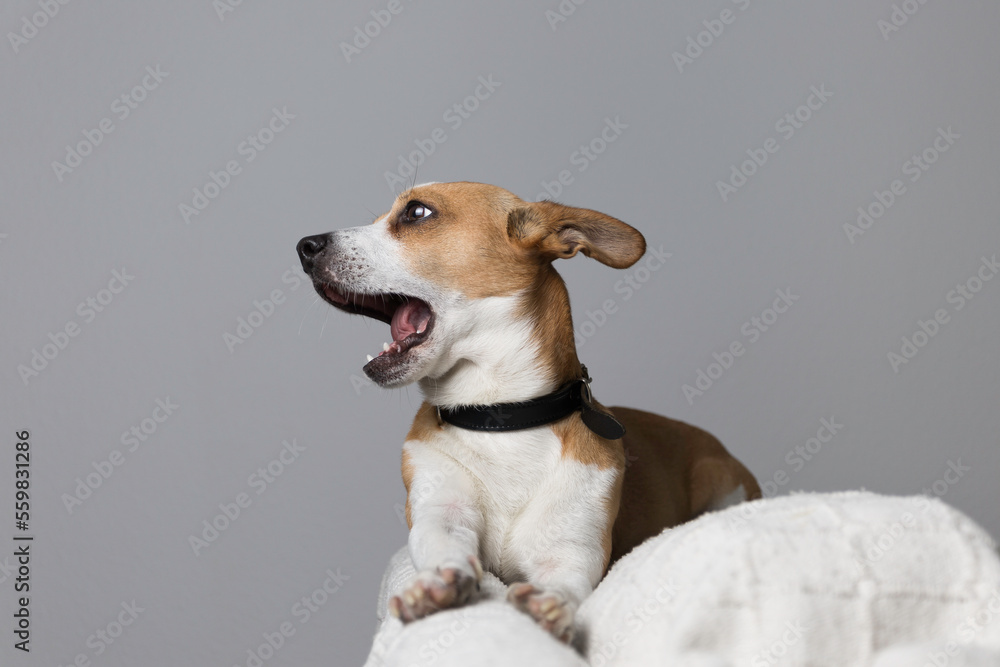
[404,424,617,587]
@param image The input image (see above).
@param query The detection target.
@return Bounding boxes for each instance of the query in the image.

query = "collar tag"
[578,365,626,440]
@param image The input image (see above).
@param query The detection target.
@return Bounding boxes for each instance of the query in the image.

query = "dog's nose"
[297,234,329,272]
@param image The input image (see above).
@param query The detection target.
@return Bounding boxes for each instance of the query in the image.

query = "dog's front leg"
[505,471,617,642]
[389,451,484,623]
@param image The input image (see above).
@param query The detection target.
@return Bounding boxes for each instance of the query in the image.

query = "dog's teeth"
[417,325,426,334]
[383,342,390,352]
[366,354,374,362]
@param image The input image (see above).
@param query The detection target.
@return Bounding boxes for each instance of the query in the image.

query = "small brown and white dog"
[297,182,760,641]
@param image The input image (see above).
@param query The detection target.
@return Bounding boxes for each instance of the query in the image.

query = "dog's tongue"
[390,299,431,343]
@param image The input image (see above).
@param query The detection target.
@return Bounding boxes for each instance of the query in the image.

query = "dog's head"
[297,182,645,396]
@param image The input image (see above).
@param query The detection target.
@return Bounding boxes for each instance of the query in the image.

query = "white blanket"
[363,492,1000,666]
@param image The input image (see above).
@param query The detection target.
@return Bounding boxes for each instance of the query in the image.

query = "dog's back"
[610,407,761,563]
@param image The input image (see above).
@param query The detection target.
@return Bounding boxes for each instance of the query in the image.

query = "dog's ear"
[507,201,646,269]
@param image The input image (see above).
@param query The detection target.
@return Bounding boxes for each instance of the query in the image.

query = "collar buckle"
[580,364,594,404]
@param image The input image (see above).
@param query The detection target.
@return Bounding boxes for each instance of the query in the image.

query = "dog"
[297,182,760,641]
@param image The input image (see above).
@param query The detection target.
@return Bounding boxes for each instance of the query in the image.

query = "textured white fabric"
[365,492,1000,666]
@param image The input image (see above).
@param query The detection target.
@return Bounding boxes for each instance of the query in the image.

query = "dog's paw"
[389,556,483,623]
[506,583,575,642]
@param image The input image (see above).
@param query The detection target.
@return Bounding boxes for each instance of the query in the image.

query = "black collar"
[436,366,626,440]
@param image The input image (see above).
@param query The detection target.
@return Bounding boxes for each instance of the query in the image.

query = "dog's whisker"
[319,307,331,339]
[298,296,322,337]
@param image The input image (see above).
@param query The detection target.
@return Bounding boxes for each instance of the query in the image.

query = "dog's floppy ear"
[507,201,646,269]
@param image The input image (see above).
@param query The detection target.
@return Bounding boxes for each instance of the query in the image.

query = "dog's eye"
[402,201,433,224]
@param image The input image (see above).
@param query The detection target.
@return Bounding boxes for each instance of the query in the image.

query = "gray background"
[1,1,998,665]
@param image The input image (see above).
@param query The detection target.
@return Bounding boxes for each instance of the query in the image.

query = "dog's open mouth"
[319,283,434,371]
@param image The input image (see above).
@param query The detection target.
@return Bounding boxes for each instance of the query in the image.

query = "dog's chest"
[406,424,591,563]
[428,426,563,514]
